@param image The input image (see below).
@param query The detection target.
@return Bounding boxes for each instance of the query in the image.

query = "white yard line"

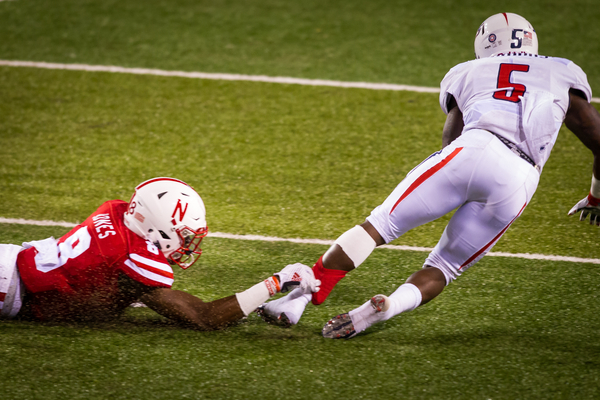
[1,217,598,264]
[1,60,598,264]
[1,60,597,102]
[2,60,599,102]
[0,60,460,95]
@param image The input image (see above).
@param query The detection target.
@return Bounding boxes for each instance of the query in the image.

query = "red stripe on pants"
[459,202,528,270]
[390,147,463,214]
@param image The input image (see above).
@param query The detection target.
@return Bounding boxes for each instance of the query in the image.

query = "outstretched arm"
[133,263,320,331]
[564,89,600,224]
[141,289,243,330]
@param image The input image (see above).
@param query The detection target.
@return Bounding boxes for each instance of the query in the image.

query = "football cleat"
[322,313,357,339]
[370,294,390,313]
[256,304,293,328]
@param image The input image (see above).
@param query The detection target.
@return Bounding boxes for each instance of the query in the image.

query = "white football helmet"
[474,13,538,59]
[124,177,208,269]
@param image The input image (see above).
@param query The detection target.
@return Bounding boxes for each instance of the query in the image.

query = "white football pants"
[0,244,25,318]
[367,129,540,284]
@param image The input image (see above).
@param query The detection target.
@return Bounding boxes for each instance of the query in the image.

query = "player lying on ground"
[0,177,320,329]
[258,12,600,338]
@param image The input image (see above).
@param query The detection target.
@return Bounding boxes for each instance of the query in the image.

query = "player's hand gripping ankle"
[274,263,321,293]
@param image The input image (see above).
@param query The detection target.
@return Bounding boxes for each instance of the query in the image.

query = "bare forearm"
[140,289,244,331]
[565,92,600,180]
[196,295,245,329]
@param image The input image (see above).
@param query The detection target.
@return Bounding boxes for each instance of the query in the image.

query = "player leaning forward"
[0,178,319,327]
[258,12,600,338]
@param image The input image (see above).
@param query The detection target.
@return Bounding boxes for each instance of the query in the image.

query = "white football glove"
[568,195,600,226]
[274,263,321,294]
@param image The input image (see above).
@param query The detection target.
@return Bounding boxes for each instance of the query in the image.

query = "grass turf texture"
[1,66,598,258]
[1,229,599,399]
[1,67,600,399]
[1,0,600,93]
[2,1,600,399]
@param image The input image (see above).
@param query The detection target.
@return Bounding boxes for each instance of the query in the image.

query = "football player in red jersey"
[0,177,320,330]
[258,12,600,338]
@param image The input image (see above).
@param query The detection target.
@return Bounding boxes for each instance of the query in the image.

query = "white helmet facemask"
[474,12,538,59]
[124,177,208,269]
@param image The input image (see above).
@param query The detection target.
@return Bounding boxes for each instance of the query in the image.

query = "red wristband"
[588,193,600,207]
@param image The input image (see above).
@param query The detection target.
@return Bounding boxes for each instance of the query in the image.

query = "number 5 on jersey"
[494,63,530,103]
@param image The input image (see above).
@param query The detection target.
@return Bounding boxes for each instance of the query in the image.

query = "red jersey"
[17,200,174,320]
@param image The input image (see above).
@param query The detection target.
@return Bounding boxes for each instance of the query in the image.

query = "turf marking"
[0,60,456,95]
[1,217,598,264]
[1,61,598,262]
[2,60,598,102]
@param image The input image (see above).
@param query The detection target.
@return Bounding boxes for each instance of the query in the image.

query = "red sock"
[311,256,348,305]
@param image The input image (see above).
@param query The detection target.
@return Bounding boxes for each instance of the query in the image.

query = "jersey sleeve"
[566,61,593,102]
[121,247,174,288]
[439,61,470,114]
[117,209,175,288]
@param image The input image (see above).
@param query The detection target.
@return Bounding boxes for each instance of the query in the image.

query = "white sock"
[349,283,422,333]
[263,288,311,324]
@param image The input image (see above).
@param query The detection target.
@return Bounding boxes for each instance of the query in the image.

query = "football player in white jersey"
[258,12,600,338]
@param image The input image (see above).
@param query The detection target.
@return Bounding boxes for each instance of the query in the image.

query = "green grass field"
[1,1,600,399]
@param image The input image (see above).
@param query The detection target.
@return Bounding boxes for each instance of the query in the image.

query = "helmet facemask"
[167,226,209,269]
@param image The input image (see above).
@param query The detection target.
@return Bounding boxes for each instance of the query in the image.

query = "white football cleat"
[323,294,392,339]
[322,313,357,339]
[256,304,293,328]
[370,294,390,313]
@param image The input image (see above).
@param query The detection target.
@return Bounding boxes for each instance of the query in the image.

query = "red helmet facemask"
[167,226,209,269]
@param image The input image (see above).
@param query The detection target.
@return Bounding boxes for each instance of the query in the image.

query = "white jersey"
[440,53,592,170]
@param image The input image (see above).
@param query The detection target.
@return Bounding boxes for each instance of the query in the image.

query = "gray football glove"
[568,195,600,226]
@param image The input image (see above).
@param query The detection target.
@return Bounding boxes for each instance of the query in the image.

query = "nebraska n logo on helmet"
[171,198,189,225]
[124,177,208,269]
[474,12,538,59]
